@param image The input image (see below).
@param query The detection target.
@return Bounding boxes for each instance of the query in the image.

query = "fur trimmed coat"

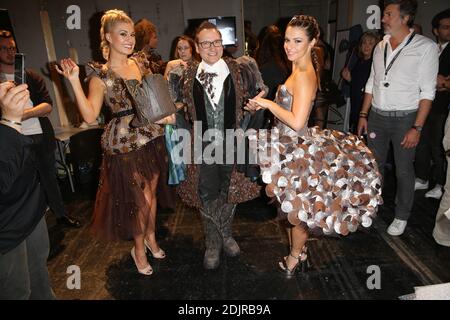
[175,57,266,209]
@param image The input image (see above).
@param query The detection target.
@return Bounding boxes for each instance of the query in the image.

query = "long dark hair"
[287,15,322,89]
[174,35,200,62]
[255,30,290,77]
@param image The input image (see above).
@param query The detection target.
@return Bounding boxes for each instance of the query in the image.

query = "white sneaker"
[387,218,407,236]
[444,208,450,220]
[425,185,443,199]
[414,179,429,190]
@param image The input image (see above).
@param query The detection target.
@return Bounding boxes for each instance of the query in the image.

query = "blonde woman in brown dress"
[56,9,172,276]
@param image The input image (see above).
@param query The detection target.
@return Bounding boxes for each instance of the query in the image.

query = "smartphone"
[14,53,26,85]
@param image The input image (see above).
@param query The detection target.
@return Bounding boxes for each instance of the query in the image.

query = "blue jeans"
[0,217,55,300]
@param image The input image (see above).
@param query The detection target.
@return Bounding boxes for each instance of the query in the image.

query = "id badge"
[380,80,390,88]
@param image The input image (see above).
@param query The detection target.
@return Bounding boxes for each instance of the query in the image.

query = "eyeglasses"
[177,46,191,51]
[0,46,16,52]
[198,39,223,49]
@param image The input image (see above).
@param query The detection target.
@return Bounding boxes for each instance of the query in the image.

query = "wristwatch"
[412,125,423,132]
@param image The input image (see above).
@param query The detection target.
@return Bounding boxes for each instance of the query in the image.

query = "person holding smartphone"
[0,30,81,229]
[0,81,56,299]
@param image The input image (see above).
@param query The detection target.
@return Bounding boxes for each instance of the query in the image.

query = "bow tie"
[198,69,218,100]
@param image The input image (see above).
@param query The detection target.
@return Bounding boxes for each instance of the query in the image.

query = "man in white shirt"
[357,0,439,236]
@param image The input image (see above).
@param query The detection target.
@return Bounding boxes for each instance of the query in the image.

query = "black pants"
[29,134,66,217]
[415,110,448,186]
[198,163,233,204]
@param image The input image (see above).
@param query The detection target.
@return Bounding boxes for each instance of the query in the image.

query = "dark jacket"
[0,125,47,254]
[25,69,55,152]
[433,44,450,114]
[175,57,264,208]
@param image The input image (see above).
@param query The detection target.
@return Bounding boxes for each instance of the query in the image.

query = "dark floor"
[47,169,450,300]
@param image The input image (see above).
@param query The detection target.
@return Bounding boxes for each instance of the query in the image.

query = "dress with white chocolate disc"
[252,85,383,236]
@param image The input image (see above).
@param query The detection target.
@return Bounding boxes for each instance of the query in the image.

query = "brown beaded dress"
[87,52,171,241]
[255,85,383,236]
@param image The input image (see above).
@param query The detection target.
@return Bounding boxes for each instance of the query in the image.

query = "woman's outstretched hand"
[155,113,176,125]
[55,58,80,82]
[244,90,266,112]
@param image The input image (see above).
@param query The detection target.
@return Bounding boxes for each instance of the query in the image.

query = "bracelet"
[359,111,368,118]
[1,118,22,126]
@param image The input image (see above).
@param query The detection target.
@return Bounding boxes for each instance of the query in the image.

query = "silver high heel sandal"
[278,246,308,277]
[144,239,166,259]
[131,247,153,276]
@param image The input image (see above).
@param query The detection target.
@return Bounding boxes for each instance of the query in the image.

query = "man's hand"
[155,114,176,125]
[445,149,450,157]
[0,82,29,122]
[244,90,266,113]
[357,117,368,137]
[400,128,421,149]
[341,67,351,82]
[437,75,450,92]
[437,74,446,91]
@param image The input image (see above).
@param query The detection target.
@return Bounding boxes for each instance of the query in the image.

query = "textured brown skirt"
[91,136,173,241]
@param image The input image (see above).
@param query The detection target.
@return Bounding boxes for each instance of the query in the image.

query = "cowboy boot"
[200,200,222,269]
[218,194,240,257]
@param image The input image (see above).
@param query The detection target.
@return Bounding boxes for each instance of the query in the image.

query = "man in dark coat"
[175,22,266,269]
[0,30,80,228]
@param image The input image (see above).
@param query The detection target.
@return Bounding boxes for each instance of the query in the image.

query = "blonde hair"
[357,31,381,59]
[100,9,133,57]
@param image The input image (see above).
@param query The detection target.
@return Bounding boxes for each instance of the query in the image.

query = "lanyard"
[384,32,416,77]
